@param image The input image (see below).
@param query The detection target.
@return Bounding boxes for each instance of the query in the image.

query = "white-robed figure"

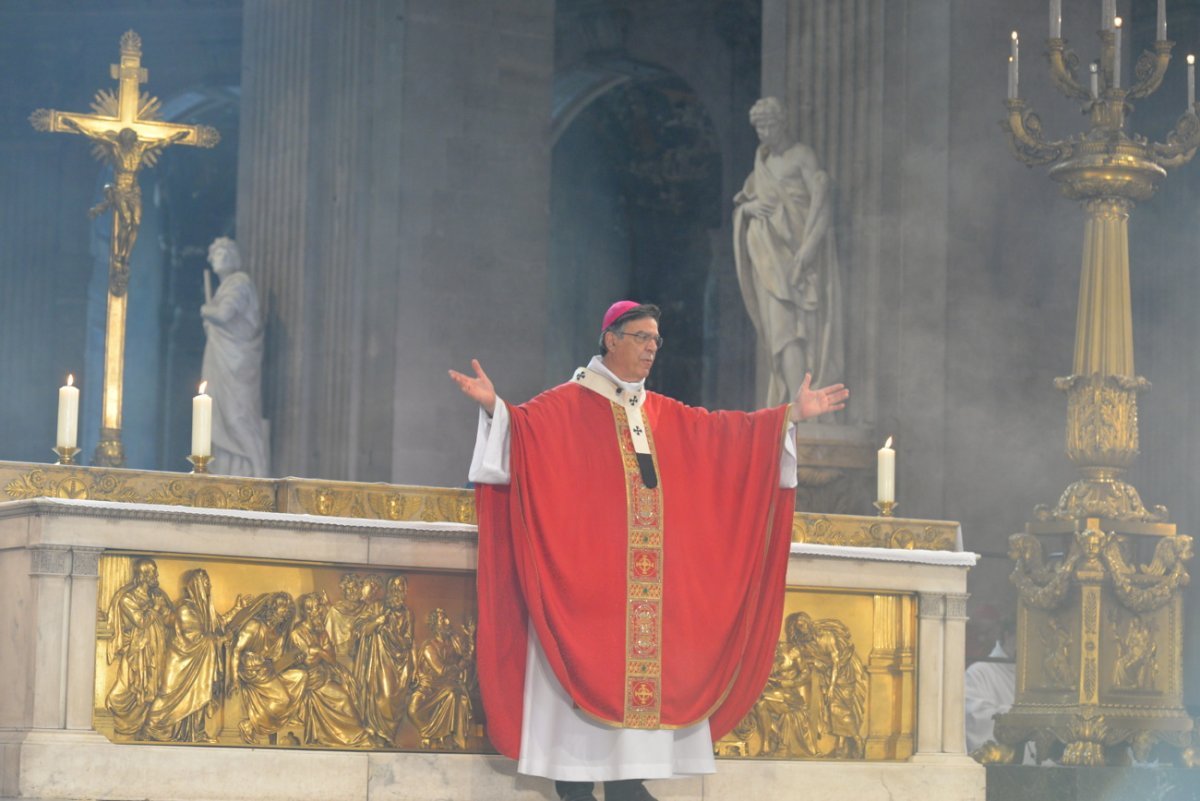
[200,237,269,477]
[451,301,850,801]
[733,97,844,407]
[964,618,1037,763]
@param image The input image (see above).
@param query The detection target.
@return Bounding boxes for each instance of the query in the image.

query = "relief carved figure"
[326,573,364,657]
[1041,616,1075,690]
[742,611,866,758]
[289,592,371,747]
[354,575,416,746]
[230,592,303,744]
[95,558,480,751]
[105,557,174,735]
[408,608,476,750]
[734,97,844,406]
[1111,614,1157,690]
[142,569,244,742]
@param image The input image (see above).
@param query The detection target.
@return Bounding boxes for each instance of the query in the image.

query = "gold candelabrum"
[988,15,1199,767]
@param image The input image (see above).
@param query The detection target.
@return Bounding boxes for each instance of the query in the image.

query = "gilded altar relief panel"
[716,588,916,761]
[93,553,489,752]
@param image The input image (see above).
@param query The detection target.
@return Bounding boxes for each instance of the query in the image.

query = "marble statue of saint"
[734,97,844,407]
[200,237,270,477]
[408,608,476,750]
[105,557,174,736]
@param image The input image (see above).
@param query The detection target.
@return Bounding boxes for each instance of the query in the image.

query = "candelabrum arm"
[1002,99,1072,167]
[1047,39,1092,102]
[1127,40,1173,100]
[1150,109,1200,168]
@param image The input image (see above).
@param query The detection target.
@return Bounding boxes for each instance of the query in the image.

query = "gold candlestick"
[994,17,1198,768]
[52,446,80,466]
[872,500,896,517]
[187,454,212,474]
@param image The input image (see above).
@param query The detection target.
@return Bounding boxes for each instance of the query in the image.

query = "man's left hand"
[791,372,848,422]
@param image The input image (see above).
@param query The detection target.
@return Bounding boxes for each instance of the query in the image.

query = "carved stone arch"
[547,58,723,404]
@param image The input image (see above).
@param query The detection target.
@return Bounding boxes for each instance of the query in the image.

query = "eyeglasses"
[614,330,664,348]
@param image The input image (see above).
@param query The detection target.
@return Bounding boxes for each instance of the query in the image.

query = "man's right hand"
[449,358,497,416]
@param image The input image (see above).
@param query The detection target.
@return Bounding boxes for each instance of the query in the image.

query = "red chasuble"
[475,379,794,759]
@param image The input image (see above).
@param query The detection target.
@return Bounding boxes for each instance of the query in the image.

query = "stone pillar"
[65,547,102,730]
[239,0,554,487]
[238,0,318,479]
[941,592,970,754]
[915,591,945,756]
[238,0,396,481]
[29,546,71,729]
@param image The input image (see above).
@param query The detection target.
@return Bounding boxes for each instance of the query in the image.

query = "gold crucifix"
[30,30,219,467]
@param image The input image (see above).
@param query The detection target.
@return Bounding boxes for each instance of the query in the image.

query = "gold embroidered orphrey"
[572,367,665,728]
[615,398,665,729]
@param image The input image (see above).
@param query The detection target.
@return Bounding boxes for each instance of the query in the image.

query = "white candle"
[56,374,79,449]
[877,436,895,503]
[1113,18,1122,90]
[192,380,212,457]
[1090,62,1100,98]
[1011,32,1020,98]
[1189,55,1195,108]
[1158,0,1167,42]
[1050,0,1062,39]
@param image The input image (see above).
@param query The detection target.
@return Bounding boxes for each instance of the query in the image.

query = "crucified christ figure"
[62,119,186,292]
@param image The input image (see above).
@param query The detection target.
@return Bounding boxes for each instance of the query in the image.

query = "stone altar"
[0,467,982,801]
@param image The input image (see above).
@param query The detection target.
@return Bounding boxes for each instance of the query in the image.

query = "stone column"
[65,548,102,730]
[239,0,554,487]
[238,0,393,481]
[29,546,72,729]
[914,591,945,756]
[941,592,970,754]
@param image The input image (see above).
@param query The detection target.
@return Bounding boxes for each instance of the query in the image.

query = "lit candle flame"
[198,380,208,395]
[884,436,893,449]
[1189,54,1195,65]
[1115,16,1122,28]
[67,374,74,387]
[1011,30,1017,41]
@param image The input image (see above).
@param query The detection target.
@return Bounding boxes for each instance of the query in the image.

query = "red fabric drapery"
[476,382,794,758]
